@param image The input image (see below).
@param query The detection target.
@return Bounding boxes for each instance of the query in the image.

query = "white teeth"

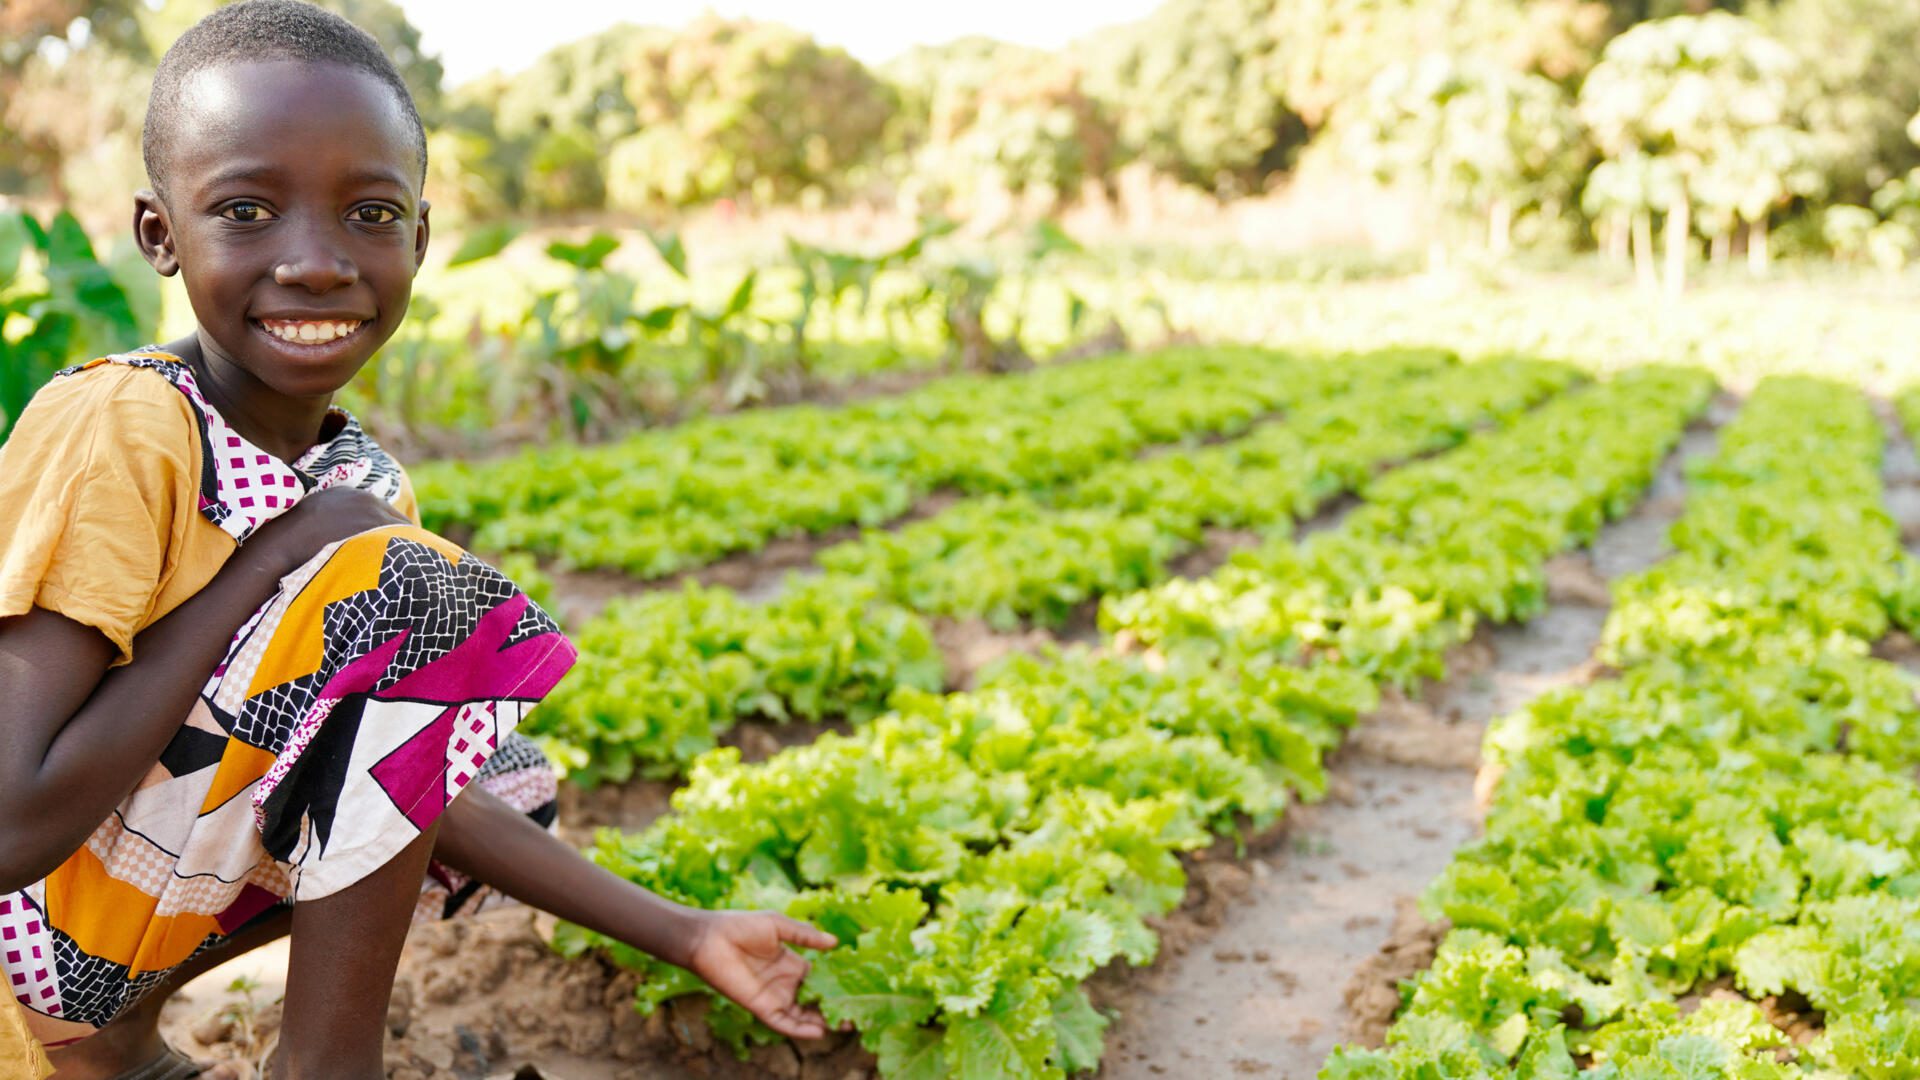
[263,320,360,344]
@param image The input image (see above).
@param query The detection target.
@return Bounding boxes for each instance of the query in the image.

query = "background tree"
[1752,0,1920,204]
[525,127,605,213]
[887,43,1116,215]
[1339,53,1585,262]
[1074,0,1611,197]
[1074,0,1299,195]
[490,23,653,147]
[1578,12,1813,290]
[882,37,1049,152]
[603,18,894,212]
[0,0,148,198]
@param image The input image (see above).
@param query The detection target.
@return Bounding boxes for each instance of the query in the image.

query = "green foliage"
[416,348,1315,578]
[1755,0,1920,203]
[0,210,143,442]
[892,49,1118,211]
[489,23,652,145]
[524,127,606,213]
[1075,0,1609,194]
[424,128,515,225]
[1075,0,1302,192]
[1341,55,1584,249]
[444,223,522,270]
[529,578,944,784]
[1579,13,1819,238]
[821,354,1563,632]
[1337,377,1920,1077]
[550,359,1710,1076]
[605,17,895,211]
[1107,366,1707,685]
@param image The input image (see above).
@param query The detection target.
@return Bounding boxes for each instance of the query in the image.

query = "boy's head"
[136,0,432,400]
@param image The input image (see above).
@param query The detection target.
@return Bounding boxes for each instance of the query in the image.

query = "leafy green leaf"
[547,231,621,270]
[447,222,521,267]
[645,229,688,278]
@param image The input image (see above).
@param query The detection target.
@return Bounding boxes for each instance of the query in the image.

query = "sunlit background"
[5,0,1920,452]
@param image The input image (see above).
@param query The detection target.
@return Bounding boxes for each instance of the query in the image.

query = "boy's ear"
[413,198,431,275]
[134,190,180,277]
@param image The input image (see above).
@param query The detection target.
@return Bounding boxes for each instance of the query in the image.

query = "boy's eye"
[352,206,400,225]
[220,202,275,222]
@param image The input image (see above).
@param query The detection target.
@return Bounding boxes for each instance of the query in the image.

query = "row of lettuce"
[1324,378,1920,1078]
[413,346,1338,579]
[550,366,1712,1078]
[529,352,1574,783]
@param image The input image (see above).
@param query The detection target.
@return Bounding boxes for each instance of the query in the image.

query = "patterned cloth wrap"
[2,352,577,1049]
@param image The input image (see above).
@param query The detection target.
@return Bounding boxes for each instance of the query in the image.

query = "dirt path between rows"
[1096,404,1727,1079]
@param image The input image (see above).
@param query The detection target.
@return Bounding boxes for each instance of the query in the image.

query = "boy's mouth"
[254,317,367,346]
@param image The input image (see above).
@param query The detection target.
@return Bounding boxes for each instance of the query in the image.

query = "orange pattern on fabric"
[243,526,459,701]
[407,528,465,566]
[243,531,389,698]
[41,848,218,975]
[199,739,278,814]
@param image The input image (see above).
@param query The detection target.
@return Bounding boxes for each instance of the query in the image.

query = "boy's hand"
[248,486,411,575]
[685,911,840,1040]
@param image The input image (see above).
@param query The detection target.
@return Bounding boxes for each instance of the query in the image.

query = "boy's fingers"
[763,1004,828,1040]
[778,916,840,950]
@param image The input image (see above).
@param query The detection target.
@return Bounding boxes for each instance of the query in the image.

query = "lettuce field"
[233,330,1920,1080]
[17,188,1920,1080]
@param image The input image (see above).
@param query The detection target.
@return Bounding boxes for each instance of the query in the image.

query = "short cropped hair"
[142,0,428,201]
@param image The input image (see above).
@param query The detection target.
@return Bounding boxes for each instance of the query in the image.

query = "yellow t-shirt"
[0,358,420,664]
[1,995,52,1080]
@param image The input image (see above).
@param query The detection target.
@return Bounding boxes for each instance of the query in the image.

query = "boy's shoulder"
[11,351,199,453]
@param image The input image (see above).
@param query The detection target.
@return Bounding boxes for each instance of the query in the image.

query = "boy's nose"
[273,248,359,292]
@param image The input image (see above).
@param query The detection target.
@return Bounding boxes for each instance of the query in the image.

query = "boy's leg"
[272,825,439,1080]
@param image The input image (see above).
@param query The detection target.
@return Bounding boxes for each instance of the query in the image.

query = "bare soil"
[931,616,1062,690]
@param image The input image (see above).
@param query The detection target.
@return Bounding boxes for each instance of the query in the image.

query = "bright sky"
[401,0,1165,86]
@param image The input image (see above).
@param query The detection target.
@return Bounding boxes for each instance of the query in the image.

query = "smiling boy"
[0,4,835,1079]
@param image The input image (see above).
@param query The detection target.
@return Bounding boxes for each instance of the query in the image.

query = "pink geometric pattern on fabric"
[379,594,574,702]
[249,697,338,833]
[250,627,408,822]
[0,897,60,1017]
[127,355,303,543]
[445,703,500,797]
[474,763,558,818]
[368,705,459,832]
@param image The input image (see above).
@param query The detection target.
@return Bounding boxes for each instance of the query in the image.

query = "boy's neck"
[166,332,337,464]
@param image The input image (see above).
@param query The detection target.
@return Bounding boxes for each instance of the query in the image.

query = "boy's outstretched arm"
[0,488,409,891]
[435,787,839,1039]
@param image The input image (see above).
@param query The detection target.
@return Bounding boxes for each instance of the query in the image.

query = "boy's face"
[135,59,429,401]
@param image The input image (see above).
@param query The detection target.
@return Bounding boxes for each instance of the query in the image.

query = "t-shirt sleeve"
[393,465,424,527]
[0,367,199,664]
